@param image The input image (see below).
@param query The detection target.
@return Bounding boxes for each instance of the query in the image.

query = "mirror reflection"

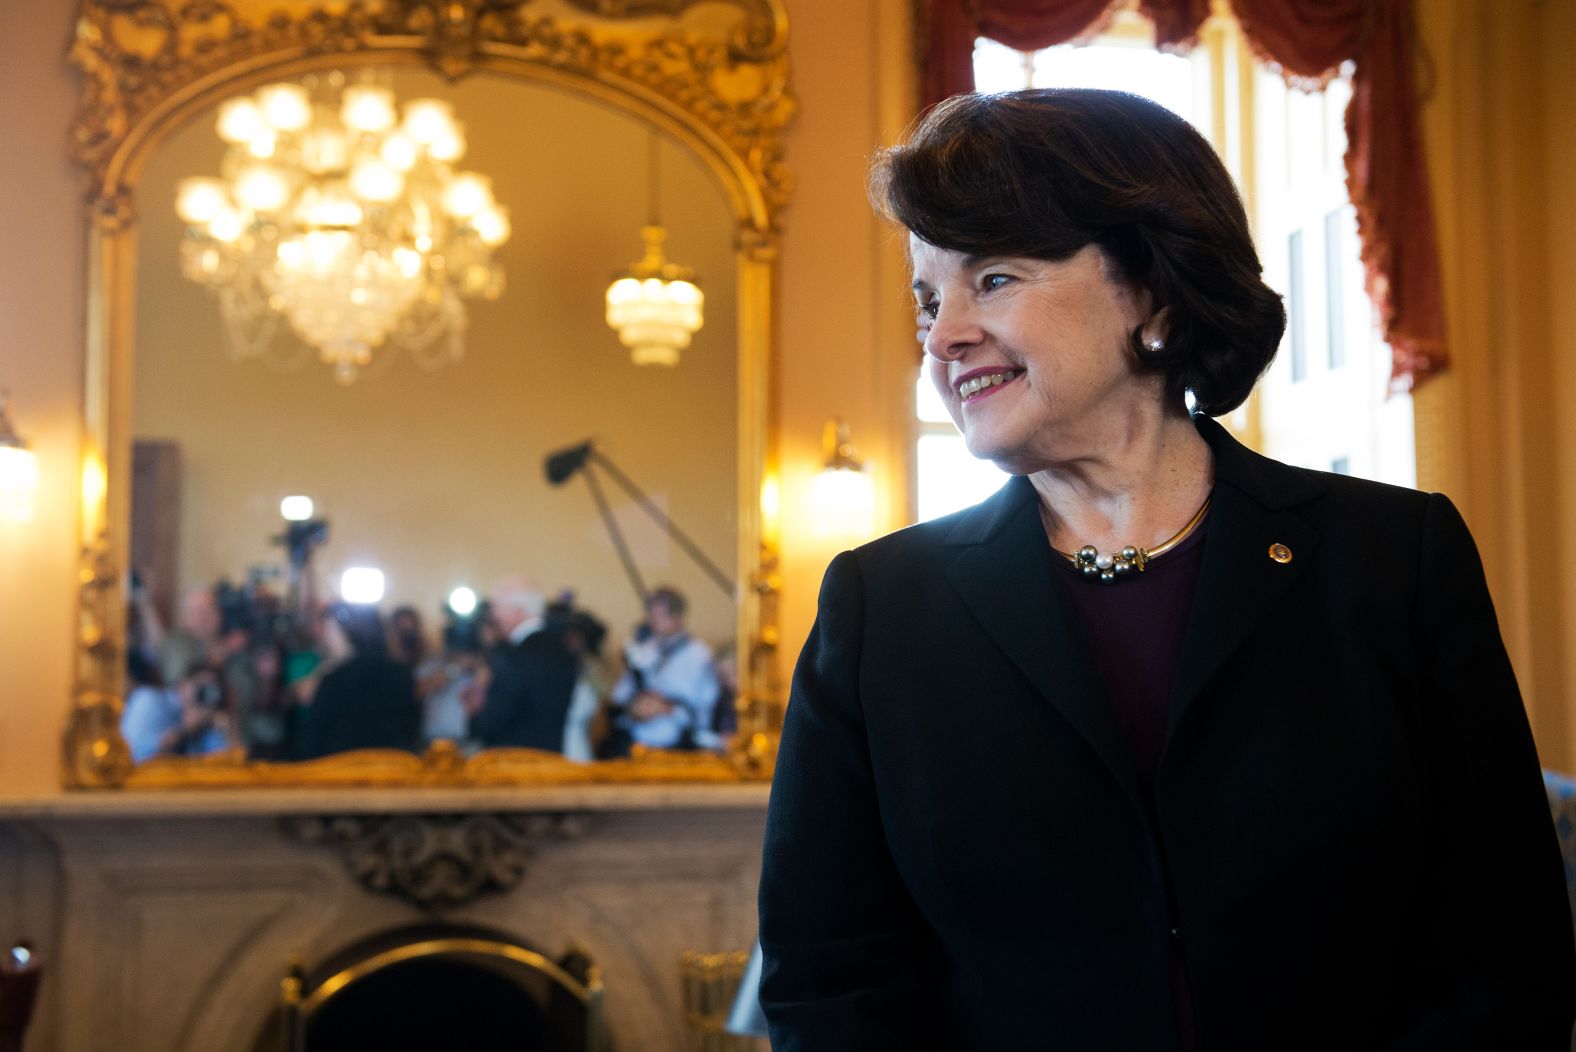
[122,68,740,767]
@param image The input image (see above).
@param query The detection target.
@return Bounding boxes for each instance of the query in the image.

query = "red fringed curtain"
[920,0,1446,388]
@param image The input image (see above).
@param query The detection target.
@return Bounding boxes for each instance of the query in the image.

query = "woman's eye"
[916,300,939,321]
[982,273,1012,292]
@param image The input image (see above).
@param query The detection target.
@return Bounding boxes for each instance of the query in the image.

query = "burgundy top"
[1055,516,1208,1052]
[1056,518,1208,782]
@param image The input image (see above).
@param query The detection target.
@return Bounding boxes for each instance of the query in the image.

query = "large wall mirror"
[64,0,792,788]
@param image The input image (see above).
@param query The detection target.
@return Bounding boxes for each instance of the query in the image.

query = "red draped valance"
[920,0,1446,389]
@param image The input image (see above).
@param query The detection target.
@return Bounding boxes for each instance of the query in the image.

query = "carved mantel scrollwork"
[284,812,596,910]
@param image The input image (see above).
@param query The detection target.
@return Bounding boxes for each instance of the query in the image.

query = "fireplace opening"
[256,922,607,1052]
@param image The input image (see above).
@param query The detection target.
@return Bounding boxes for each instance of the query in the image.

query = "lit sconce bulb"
[215,97,264,144]
[448,586,478,616]
[175,177,229,224]
[255,82,312,132]
[340,567,386,605]
[279,495,315,521]
[471,205,511,248]
[441,173,492,218]
[348,158,404,203]
[401,98,456,146]
[340,84,396,134]
[233,165,291,213]
[811,419,876,539]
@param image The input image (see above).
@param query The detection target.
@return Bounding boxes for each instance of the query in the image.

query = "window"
[1287,229,1308,383]
[912,11,1414,523]
[1254,66,1414,487]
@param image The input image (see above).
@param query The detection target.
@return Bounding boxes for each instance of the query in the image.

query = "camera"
[442,599,491,653]
[194,680,224,708]
[547,593,608,658]
[272,518,329,569]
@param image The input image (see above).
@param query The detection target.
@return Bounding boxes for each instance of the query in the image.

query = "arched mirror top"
[69,0,794,237]
[63,0,792,790]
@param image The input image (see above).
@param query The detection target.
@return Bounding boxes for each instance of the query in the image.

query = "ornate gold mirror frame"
[64,0,792,789]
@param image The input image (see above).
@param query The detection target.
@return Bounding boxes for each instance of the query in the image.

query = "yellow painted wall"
[1414,0,1576,770]
[1546,0,1576,774]
[0,2,87,793]
[5,0,1573,792]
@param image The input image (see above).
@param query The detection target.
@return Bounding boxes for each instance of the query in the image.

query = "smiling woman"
[759,88,1576,1050]
[908,242,1160,480]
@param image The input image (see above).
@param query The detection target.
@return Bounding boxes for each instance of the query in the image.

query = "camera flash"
[280,495,315,521]
[341,567,385,605]
[448,586,478,616]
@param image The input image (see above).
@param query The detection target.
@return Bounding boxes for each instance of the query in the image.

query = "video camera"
[272,518,328,570]
[547,593,608,658]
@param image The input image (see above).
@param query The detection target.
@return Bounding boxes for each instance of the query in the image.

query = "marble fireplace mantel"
[0,786,771,1051]
[0,783,771,819]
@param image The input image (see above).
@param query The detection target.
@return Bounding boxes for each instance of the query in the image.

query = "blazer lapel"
[945,478,1151,812]
[1167,419,1326,736]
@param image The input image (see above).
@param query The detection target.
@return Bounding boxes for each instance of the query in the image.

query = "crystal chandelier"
[176,75,511,383]
[605,134,703,367]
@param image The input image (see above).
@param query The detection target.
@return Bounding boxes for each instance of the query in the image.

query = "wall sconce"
[0,389,40,523]
[812,418,875,539]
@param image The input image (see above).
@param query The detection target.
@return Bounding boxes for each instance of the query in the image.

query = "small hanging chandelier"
[175,73,511,384]
[605,133,704,367]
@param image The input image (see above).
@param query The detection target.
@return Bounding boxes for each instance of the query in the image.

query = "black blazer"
[297,653,421,759]
[472,629,579,752]
[759,418,1576,1051]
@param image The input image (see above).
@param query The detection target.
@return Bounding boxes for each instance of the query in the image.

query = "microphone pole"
[585,448,734,599]
[579,465,650,606]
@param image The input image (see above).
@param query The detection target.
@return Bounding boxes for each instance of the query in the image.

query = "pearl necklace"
[1050,495,1212,584]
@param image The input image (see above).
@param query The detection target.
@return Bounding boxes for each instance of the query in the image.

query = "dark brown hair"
[870,89,1284,415]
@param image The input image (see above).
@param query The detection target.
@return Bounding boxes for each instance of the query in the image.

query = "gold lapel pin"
[1268,542,1293,564]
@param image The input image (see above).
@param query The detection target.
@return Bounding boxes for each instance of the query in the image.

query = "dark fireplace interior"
[256,923,606,1052]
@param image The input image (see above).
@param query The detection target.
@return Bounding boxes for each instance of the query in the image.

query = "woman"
[758,90,1576,1050]
[295,603,421,760]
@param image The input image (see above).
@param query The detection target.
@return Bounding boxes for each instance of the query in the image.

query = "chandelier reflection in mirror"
[605,132,703,367]
[175,73,511,384]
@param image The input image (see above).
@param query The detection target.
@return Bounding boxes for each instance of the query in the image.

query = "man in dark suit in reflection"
[471,576,579,752]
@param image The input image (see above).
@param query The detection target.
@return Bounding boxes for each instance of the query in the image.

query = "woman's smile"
[955,367,1022,403]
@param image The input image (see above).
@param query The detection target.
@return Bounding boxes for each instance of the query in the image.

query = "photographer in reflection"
[295,602,420,759]
[417,602,491,749]
[601,587,722,756]
[120,650,232,762]
[471,577,579,752]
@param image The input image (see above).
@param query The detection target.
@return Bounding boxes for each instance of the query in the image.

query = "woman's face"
[910,236,1157,474]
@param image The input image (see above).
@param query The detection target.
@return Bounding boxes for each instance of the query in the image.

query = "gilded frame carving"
[64,0,792,788]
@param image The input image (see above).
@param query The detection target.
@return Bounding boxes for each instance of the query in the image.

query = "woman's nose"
[923,301,982,362]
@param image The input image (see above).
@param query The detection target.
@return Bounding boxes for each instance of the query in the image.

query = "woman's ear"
[1139,305,1173,352]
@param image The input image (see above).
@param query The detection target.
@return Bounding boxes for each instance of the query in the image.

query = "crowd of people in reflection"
[122,573,734,764]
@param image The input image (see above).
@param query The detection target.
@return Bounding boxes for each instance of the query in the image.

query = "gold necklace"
[1048,495,1212,584]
